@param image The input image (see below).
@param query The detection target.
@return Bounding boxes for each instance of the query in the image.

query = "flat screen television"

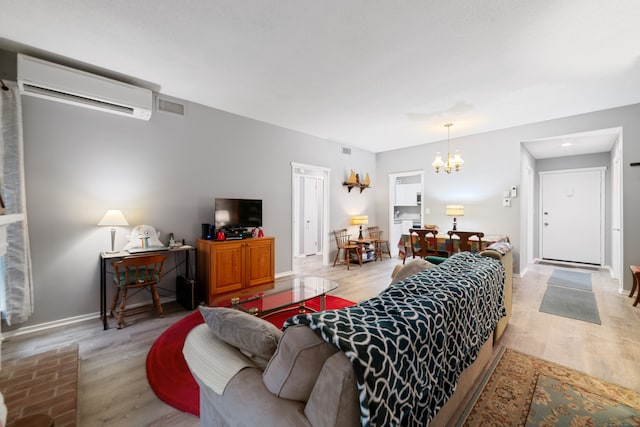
[214,198,262,230]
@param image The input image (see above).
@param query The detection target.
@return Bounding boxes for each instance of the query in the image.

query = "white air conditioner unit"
[17,54,152,120]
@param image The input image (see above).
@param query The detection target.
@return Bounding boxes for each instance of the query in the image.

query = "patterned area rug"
[461,348,640,426]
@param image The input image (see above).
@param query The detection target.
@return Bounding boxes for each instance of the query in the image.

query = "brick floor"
[0,344,77,427]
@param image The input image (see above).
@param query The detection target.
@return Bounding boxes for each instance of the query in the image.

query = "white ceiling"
[522,129,619,159]
[1,1,639,154]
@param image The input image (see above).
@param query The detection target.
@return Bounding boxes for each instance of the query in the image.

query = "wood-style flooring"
[1,254,638,426]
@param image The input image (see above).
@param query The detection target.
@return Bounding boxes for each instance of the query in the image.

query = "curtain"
[0,81,33,325]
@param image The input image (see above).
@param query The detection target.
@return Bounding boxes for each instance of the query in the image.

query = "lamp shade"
[446,205,464,217]
[351,215,369,225]
[98,209,129,226]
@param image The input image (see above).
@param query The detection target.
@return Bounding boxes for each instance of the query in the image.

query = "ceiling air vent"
[157,97,186,116]
[342,147,352,155]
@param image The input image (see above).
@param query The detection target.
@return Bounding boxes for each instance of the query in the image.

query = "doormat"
[539,285,601,324]
[458,347,640,426]
[547,269,592,290]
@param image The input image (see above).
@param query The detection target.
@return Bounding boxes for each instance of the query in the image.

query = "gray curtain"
[0,81,33,325]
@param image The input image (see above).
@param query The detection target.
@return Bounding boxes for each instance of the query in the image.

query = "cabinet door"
[244,238,274,288]
[211,241,244,295]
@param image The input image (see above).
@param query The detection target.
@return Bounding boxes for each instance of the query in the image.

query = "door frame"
[388,170,424,257]
[538,167,606,266]
[291,162,331,266]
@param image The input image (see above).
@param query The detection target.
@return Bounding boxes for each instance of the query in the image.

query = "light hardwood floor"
[2,254,638,426]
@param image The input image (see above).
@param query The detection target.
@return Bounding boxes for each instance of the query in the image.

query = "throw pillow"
[390,258,436,285]
[199,307,283,363]
[263,325,338,402]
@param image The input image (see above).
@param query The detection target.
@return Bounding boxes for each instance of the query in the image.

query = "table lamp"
[446,205,464,231]
[352,215,368,239]
[98,209,129,253]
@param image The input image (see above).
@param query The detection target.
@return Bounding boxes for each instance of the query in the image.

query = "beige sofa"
[184,251,509,426]
[184,311,493,427]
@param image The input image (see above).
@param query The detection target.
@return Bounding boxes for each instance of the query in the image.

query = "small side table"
[629,265,640,307]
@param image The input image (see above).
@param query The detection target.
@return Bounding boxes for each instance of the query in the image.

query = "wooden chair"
[333,229,361,270]
[367,226,391,260]
[109,254,167,329]
[447,231,485,256]
[629,265,640,306]
[405,228,439,264]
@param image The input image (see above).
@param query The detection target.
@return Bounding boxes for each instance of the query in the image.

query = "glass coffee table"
[230,276,339,318]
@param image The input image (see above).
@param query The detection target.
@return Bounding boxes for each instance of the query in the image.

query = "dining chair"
[406,228,438,264]
[367,226,391,260]
[333,229,362,270]
[109,254,167,329]
[447,231,485,255]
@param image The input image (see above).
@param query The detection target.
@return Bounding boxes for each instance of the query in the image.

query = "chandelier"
[432,123,464,173]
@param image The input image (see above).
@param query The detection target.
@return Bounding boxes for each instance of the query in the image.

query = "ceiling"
[1,1,639,154]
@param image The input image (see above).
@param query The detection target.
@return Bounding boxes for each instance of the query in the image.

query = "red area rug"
[146,295,355,416]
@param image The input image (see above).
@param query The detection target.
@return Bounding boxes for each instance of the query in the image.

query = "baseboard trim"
[2,296,176,338]
[5,274,298,338]
[276,271,294,278]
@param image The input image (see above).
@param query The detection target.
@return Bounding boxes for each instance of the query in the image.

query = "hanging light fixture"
[432,123,464,173]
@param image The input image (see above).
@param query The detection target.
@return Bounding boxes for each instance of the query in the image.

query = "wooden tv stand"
[197,237,275,305]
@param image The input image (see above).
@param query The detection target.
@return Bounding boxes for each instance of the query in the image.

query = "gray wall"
[6,75,640,331]
[376,103,640,290]
[8,94,376,330]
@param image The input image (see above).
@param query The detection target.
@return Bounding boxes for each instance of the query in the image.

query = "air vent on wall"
[157,97,186,116]
[342,147,352,155]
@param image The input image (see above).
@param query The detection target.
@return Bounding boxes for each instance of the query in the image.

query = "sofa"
[184,251,508,426]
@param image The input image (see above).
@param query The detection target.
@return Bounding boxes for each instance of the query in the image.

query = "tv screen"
[215,198,263,229]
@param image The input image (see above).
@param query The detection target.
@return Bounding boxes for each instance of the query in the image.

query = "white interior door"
[303,176,320,255]
[291,162,330,265]
[540,168,604,265]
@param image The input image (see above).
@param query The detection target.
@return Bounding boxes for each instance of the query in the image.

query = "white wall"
[10,94,376,330]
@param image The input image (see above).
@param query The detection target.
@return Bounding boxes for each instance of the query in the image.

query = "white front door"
[540,168,604,265]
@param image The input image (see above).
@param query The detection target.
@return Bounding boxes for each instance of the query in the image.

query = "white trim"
[275,270,294,279]
[2,296,177,338]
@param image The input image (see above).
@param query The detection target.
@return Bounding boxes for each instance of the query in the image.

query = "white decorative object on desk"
[123,224,165,252]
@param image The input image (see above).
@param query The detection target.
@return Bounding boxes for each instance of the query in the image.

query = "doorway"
[540,167,605,265]
[388,170,424,257]
[291,162,330,266]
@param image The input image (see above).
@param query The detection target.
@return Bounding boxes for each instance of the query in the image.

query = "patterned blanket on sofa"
[284,252,506,427]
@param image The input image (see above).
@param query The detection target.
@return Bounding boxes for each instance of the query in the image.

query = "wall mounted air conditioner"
[17,54,152,120]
